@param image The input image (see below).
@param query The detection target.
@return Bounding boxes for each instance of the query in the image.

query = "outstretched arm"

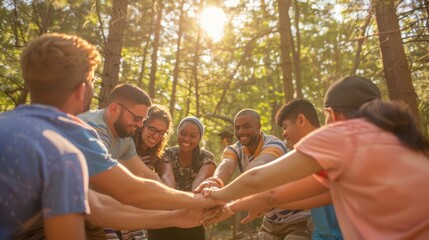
[156,161,175,188]
[236,192,331,225]
[245,153,279,170]
[278,192,332,210]
[208,150,322,201]
[90,163,220,210]
[192,164,216,191]
[194,158,236,193]
[86,190,204,229]
[228,175,328,212]
[120,155,162,182]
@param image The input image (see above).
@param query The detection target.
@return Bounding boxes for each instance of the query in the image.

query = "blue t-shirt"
[0,104,115,239]
[312,205,343,240]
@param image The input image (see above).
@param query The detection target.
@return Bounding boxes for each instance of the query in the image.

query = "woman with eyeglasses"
[133,104,172,173]
[147,116,216,240]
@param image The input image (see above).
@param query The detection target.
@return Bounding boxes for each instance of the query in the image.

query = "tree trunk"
[149,0,163,99]
[191,0,204,116]
[169,0,186,119]
[424,1,429,32]
[278,0,294,103]
[291,0,302,98]
[351,11,372,75]
[374,0,420,122]
[99,0,128,108]
[32,1,52,35]
[137,0,156,88]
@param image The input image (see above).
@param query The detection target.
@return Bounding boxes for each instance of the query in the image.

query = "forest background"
[0,0,428,238]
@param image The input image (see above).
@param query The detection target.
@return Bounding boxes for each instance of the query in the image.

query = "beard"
[114,113,135,138]
[239,133,259,148]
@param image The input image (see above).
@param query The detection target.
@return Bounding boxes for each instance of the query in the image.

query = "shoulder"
[200,148,215,159]
[78,109,105,124]
[165,146,179,153]
[262,133,287,151]
[164,146,179,157]
[307,118,375,141]
[224,141,242,152]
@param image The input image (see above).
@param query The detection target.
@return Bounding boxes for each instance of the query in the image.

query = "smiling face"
[234,113,261,148]
[177,121,201,152]
[142,119,168,148]
[114,104,148,138]
[281,117,305,150]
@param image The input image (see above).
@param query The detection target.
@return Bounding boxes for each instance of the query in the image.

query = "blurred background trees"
[2,0,428,168]
[1,0,428,238]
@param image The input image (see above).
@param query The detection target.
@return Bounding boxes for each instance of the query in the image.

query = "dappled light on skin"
[200,7,226,42]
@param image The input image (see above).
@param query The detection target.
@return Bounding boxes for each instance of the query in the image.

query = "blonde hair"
[20,33,100,105]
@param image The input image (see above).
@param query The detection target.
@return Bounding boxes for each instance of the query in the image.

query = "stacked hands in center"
[190,178,268,227]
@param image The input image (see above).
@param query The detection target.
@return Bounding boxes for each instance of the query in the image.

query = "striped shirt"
[223,132,310,223]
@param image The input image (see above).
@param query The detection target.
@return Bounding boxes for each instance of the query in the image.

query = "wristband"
[210,177,224,188]
[225,203,235,214]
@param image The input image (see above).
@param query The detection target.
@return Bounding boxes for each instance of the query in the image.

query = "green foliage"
[1,0,428,237]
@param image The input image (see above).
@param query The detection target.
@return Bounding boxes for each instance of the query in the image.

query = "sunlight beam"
[200,7,226,42]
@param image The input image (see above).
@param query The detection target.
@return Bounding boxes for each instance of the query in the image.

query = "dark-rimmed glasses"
[116,102,145,122]
[145,125,168,138]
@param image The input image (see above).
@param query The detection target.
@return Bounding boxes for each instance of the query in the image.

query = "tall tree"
[278,0,294,103]
[291,0,303,98]
[351,10,372,75]
[169,0,186,118]
[99,0,129,108]
[374,0,420,122]
[192,0,203,116]
[148,0,163,99]
[137,0,156,88]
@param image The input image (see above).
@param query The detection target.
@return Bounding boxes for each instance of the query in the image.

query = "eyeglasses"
[145,125,168,138]
[116,102,145,122]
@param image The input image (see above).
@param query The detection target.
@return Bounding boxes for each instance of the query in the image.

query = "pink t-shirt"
[295,118,429,239]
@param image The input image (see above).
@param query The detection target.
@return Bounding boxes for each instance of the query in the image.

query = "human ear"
[74,82,86,102]
[296,114,306,128]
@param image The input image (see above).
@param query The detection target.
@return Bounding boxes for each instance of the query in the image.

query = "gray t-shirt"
[79,109,137,160]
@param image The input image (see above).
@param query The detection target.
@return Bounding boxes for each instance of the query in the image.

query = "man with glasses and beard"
[79,84,164,239]
[79,83,161,183]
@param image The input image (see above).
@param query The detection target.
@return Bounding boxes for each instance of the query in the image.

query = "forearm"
[91,209,176,230]
[90,165,216,210]
[267,176,329,206]
[212,150,322,201]
[87,191,177,229]
[245,153,277,170]
[278,192,332,210]
[127,178,208,209]
[156,162,175,188]
[144,170,163,182]
[230,176,329,212]
[120,156,162,182]
[213,159,236,183]
[192,164,216,191]
[229,191,274,213]
[160,173,175,188]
